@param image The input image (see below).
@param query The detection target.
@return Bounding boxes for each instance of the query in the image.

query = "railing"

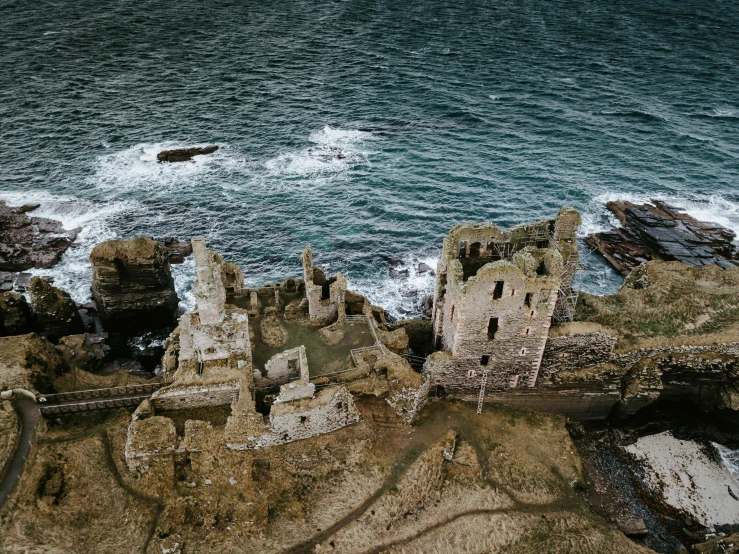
[37,381,173,403]
[39,394,153,415]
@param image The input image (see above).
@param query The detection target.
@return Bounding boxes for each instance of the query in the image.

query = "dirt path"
[284,427,450,554]
[0,397,40,510]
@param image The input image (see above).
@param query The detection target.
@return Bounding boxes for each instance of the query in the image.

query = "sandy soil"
[625,431,739,528]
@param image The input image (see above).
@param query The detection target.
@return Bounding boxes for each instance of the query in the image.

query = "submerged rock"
[156,145,218,163]
[90,237,179,334]
[585,200,738,275]
[26,277,84,342]
[0,201,80,271]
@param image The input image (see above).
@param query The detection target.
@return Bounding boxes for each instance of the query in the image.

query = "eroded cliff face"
[90,237,178,334]
[533,260,739,418]
[0,292,33,337]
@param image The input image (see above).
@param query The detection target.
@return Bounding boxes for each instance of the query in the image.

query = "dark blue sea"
[2,0,739,317]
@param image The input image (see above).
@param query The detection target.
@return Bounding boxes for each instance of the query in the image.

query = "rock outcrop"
[27,277,84,342]
[90,237,179,334]
[0,201,79,271]
[585,200,738,275]
[0,291,33,336]
[55,334,109,374]
[154,237,193,264]
[156,146,218,163]
[0,332,68,392]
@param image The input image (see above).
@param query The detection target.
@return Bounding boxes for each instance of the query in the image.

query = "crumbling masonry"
[425,207,581,397]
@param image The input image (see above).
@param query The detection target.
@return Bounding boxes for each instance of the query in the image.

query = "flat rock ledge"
[585,200,738,275]
[0,201,80,271]
[156,145,218,163]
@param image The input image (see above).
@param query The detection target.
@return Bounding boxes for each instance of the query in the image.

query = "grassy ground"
[251,317,376,377]
[0,398,653,554]
[575,261,739,351]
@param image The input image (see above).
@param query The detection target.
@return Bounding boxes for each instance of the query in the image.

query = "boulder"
[417,262,434,274]
[90,237,179,334]
[27,277,84,342]
[156,145,218,163]
[585,200,738,275]
[0,201,80,271]
[615,518,648,537]
[0,291,33,336]
[55,334,109,374]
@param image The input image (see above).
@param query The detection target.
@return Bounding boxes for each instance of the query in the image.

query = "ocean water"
[2,0,739,320]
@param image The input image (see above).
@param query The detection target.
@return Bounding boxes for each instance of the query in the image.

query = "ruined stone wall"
[430,251,562,393]
[124,415,179,473]
[191,238,226,325]
[386,376,431,424]
[538,332,617,383]
[151,380,239,411]
[460,333,739,419]
[257,346,306,386]
[302,246,345,323]
[228,386,360,449]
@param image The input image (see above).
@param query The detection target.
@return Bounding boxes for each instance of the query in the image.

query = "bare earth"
[0,399,653,554]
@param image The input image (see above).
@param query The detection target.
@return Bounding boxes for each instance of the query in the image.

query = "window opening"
[492,281,504,300]
[487,318,499,340]
[480,355,490,366]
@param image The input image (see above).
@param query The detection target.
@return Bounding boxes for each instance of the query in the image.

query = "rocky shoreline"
[585,200,738,275]
[2,202,739,552]
[571,404,739,553]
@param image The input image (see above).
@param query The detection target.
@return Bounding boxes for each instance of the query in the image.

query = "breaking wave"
[171,256,196,314]
[349,253,438,320]
[0,191,135,303]
[89,142,247,192]
[263,125,375,177]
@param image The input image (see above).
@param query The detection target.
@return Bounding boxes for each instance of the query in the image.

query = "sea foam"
[0,191,134,303]
[349,253,439,320]
[89,142,246,193]
[263,125,375,178]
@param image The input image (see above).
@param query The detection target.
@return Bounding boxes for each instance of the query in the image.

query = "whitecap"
[709,108,738,119]
[263,125,375,177]
[89,142,246,192]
